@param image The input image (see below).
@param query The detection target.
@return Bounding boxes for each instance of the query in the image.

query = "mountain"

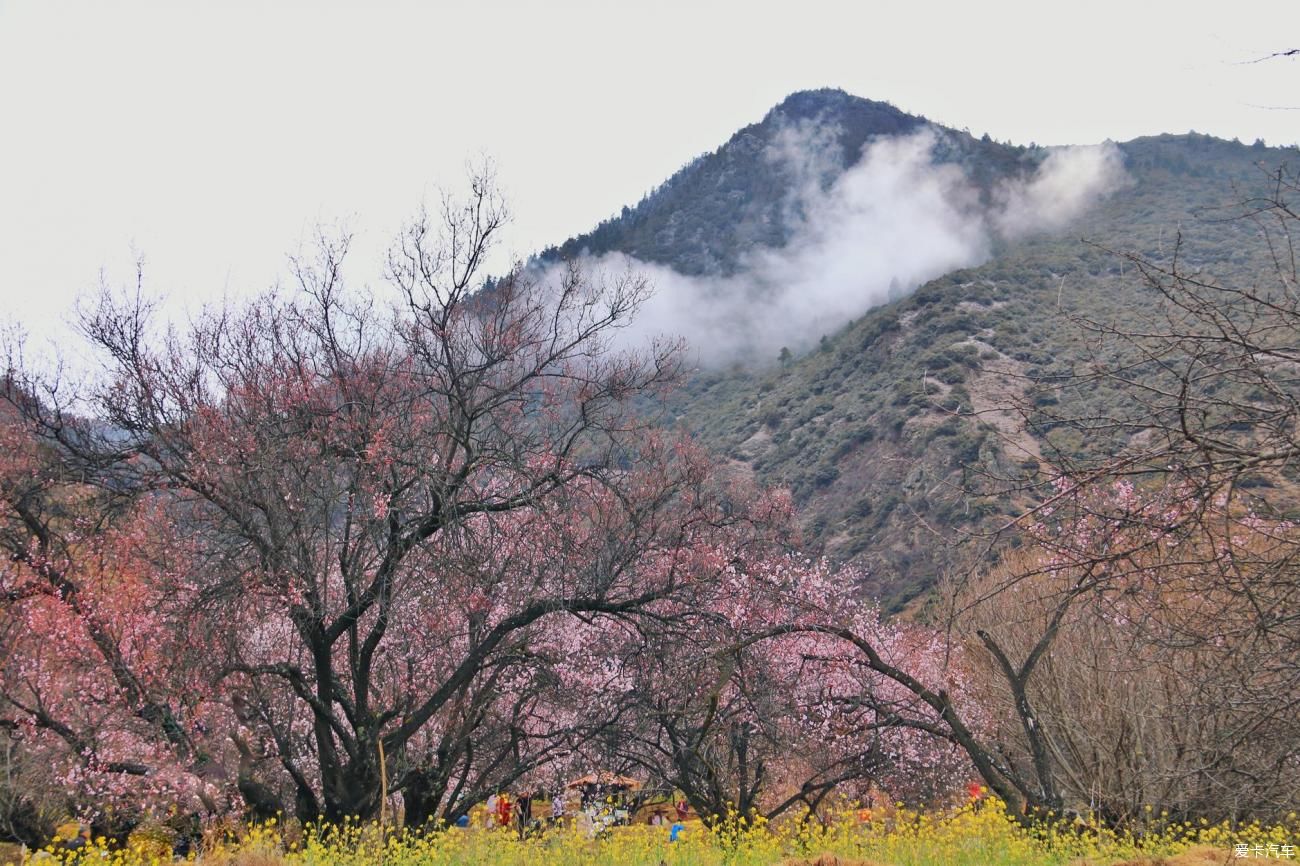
[537,89,1036,276]
[540,89,1297,611]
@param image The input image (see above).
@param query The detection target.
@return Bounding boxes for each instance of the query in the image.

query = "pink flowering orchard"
[1,181,981,839]
[0,413,234,831]
[4,167,1297,844]
[549,548,981,823]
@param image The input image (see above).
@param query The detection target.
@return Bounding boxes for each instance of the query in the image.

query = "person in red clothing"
[496,792,513,828]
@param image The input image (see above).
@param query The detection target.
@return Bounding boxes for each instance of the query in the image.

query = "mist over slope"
[536,89,1298,608]
[549,128,1123,365]
[536,89,1124,365]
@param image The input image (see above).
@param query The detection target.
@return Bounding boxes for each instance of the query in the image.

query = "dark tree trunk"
[320,758,381,824]
[237,772,285,823]
[401,773,438,829]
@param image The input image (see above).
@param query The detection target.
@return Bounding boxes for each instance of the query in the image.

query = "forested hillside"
[541,90,1298,609]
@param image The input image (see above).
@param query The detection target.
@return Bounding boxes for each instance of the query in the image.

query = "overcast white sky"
[1,0,1297,349]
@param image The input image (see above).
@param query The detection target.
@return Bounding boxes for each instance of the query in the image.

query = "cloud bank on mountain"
[537,125,1127,366]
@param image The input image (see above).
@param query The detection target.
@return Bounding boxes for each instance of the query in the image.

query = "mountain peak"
[538,90,938,275]
[764,88,914,125]
[745,89,929,170]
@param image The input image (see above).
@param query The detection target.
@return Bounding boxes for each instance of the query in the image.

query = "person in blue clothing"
[669,822,685,842]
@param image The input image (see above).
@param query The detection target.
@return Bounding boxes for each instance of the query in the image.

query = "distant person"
[486,793,498,827]
[551,791,566,823]
[675,798,689,820]
[669,821,686,842]
[515,793,532,832]
[967,781,986,811]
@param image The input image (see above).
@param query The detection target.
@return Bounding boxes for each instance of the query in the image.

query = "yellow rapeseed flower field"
[14,801,1299,866]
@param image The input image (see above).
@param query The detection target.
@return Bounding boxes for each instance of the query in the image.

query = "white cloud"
[543,127,1126,367]
[993,144,1129,236]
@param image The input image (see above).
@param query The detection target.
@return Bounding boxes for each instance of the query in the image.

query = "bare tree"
[937,162,1300,825]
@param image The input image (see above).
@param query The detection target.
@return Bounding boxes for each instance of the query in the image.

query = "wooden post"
[378,739,390,842]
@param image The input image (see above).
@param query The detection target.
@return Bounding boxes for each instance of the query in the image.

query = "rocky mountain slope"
[542,89,1297,609]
